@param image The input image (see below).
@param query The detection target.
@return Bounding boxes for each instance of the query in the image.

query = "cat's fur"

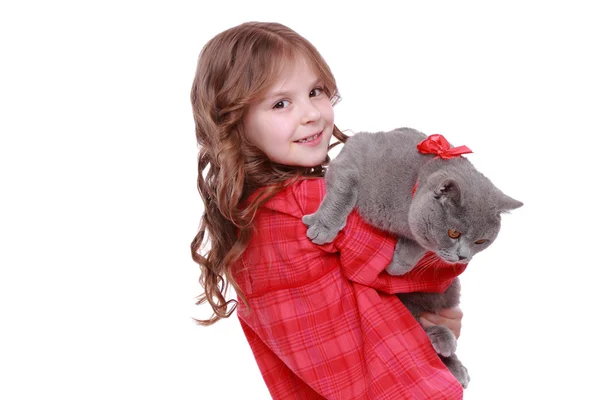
[302,127,522,388]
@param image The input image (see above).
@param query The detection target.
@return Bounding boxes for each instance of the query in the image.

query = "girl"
[191,21,465,399]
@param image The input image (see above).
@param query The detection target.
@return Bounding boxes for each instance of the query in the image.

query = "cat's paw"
[424,325,457,357]
[455,364,470,389]
[302,213,345,245]
[444,356,470,389]
[385,260,415,276]
[386,238,425,275]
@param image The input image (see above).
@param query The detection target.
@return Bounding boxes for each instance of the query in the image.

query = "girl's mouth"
[295,131,323,144]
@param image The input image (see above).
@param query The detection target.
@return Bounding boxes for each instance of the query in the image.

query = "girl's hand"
[419,307,463,339]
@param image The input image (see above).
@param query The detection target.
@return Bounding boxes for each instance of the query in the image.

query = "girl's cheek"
[325,104,335,125]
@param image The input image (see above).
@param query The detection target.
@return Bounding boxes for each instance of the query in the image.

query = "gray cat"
[302,127,522,388]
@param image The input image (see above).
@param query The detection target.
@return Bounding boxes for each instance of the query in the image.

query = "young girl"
[191,21,465,399]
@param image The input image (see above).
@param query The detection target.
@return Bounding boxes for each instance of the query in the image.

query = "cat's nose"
[457,247,470,261]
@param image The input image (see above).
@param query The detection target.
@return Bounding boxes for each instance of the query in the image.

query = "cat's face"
[408,171,522,264]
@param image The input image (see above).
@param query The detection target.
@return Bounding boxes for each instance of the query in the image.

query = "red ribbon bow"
[416,134,472,159]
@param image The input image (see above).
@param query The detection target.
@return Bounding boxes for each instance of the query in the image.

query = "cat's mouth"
[440,256,470,265]
[436,250,471,264]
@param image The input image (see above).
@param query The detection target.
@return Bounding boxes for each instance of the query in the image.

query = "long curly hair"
[190,22,348,325]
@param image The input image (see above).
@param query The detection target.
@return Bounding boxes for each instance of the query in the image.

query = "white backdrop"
[1,1,598,399]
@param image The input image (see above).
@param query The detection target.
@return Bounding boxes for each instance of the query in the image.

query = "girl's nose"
[300,101,321,124]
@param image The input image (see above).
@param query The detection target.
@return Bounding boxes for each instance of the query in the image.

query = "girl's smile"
[294,130,323,145]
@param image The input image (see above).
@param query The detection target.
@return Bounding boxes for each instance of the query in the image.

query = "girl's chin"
[292,154,328,168]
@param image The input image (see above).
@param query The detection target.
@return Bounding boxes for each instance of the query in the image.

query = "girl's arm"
[296,178,465,295]
[332,209,465,294]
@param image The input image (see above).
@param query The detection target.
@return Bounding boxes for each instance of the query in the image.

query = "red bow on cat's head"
[417,134,472,159]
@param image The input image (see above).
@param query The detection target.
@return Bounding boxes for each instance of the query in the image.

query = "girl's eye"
[475,239,488,245]
[273,100,290,109]
[309,87,323,97]
[448,229,461,239]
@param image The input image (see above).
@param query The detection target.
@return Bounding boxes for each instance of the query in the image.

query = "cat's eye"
[448,229,461,239]
[475,239,488,245]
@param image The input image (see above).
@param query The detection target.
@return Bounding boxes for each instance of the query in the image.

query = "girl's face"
[243,57,335,167]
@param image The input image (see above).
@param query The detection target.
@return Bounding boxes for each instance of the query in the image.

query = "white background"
[1,1,598,399]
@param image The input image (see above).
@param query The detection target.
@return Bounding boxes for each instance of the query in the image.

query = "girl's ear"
[434,178,462,206]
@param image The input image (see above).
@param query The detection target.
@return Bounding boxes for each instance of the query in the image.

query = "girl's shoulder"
[259,178,326,218]
[236,178,337,298]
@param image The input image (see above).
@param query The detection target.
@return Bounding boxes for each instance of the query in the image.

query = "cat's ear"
[497,193,523,214]
[434,178,462,206]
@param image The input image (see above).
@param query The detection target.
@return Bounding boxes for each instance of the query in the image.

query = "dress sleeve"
[333,207,466,294]
[333,210,408,293]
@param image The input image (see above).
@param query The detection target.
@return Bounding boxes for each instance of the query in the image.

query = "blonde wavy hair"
[190,22,348,325]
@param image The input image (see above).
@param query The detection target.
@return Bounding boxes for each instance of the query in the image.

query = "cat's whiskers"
[413,256,436,281]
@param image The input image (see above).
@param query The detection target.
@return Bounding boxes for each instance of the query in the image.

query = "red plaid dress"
[234,178,466,399]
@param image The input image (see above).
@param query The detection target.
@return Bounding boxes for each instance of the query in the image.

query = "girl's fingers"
[438,307,463,319]
[419,307,463,339]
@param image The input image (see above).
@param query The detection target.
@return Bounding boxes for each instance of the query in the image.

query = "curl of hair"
[190,22,348,325]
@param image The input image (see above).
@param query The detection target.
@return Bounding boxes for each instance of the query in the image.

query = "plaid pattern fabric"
[234,179,465,399]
